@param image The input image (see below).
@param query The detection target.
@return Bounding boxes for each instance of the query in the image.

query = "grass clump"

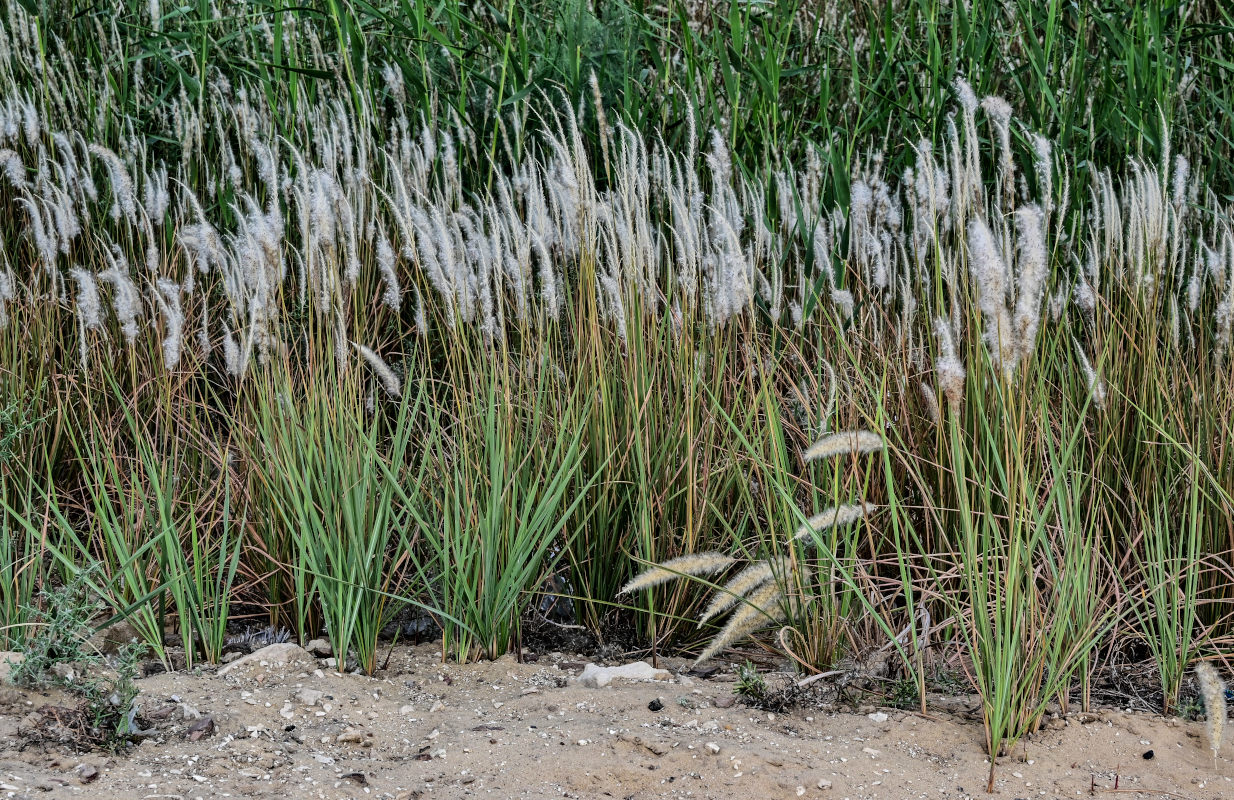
[388,367,597,663]
[246,357,425,675]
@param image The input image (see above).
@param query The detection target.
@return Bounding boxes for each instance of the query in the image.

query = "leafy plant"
[6,576,142,751]
[734,660,769,704]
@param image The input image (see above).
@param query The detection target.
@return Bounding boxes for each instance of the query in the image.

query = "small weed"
[734,661,769,704]
[926,664,973,697]
[7,578,143,751]
[887,677,921,710]
[0,396,45,469]
[731,661,815,712]
[1177,694,1204,722]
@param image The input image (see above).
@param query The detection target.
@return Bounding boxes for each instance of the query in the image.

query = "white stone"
[217,644,314,677]
[293,687,324,707]
[574,661,672,689]
[305,638,332,657]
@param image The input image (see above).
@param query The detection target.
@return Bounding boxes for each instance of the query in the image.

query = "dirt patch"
[0,642,1229,799]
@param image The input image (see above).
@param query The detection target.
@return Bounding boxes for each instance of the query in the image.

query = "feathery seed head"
[87,144,136,222]
[154,277,183,368]
[933,317,966,414]
[967,215,1016,372]
[376,230,401,310]
[980,95,1012,126]
[353,343,401,399]
[1013,203,1048,361]
[1073,339,1107,411]
[698,558,787,624]
[619,553,736,596]
[98,256,141,345]
[792,503,877,542]
[0,148,25,189]
[954,78,979,114]
[968,215,1008,312]
[696,580,785,664]
[221,319,248,378]
[919,381,941,426]
[803,430,885,462]
[1030,133,1053,216]
[1196,661,1226,765]
[69,267,103,331]
[1172,155,1190,209]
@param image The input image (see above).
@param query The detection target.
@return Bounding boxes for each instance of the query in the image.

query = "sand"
[0,642,1229,799]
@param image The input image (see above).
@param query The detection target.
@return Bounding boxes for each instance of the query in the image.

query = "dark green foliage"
[11,1,1234,193]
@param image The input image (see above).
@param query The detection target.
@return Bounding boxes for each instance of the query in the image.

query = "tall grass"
[1,3,1233,786]
[0,293,60,649]
[938,357,1108,785]
[246,354,424,674]
[124,389,244,669]
[389,363,596,663]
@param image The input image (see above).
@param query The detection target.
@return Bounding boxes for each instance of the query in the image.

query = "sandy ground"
[0,642,1230,800]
